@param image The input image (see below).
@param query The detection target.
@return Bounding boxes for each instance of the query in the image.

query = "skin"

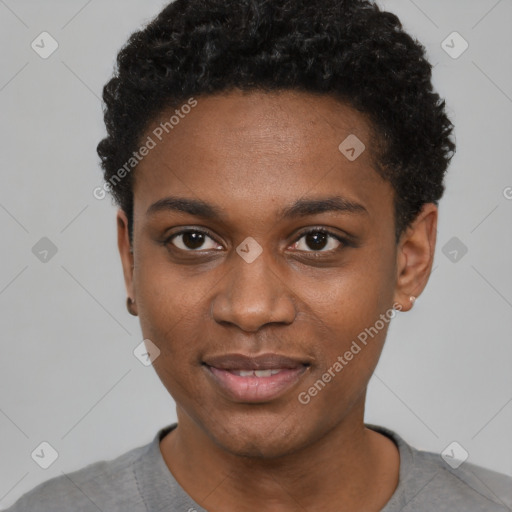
[117,89,437,511]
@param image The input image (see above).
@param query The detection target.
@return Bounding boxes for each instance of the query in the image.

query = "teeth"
[254,369,272,377]
[231,369,284,377]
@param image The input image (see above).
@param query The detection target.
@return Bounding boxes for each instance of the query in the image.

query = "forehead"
[133,90,392,225]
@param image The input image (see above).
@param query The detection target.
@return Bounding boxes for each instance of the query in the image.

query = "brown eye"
[168,230,222,251]
[291,229,344,252]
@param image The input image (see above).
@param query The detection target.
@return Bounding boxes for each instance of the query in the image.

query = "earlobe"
[126,297,138,316]
[117,210,137,315]
[393,203,438,312]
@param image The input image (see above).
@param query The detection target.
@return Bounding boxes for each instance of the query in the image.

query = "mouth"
[202,353,311,403]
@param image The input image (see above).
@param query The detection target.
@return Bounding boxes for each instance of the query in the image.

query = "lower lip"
[204,365,308,403]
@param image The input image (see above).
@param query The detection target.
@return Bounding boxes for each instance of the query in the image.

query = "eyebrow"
[146,195,368,220]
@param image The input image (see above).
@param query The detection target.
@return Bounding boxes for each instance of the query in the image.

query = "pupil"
[306,232,327,250]
[183,232,205,249]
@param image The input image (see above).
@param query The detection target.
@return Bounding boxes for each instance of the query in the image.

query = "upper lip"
[203,353,309,371]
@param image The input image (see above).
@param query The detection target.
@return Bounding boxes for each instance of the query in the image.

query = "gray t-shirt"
[5,423,511,511]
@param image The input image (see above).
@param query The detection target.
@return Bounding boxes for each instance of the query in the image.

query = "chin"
[203,410,311,459]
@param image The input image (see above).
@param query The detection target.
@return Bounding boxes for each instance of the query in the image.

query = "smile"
[202,353,310,403]
[227,369,285,377]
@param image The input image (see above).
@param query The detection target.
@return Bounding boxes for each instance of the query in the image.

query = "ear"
[393,203,438,312]
[117,209,137,314]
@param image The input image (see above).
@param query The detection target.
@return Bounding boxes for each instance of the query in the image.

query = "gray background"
[0,0,511,508]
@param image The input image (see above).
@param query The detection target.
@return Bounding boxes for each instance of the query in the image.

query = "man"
[7,0,512,510]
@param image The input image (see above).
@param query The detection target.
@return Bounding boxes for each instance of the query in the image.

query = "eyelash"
[164,227,350,254]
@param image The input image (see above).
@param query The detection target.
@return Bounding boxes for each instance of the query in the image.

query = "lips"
[203,353,307,371]
[202,353,310,403]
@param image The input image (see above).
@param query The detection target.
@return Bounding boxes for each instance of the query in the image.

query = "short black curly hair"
[97,0,455,243]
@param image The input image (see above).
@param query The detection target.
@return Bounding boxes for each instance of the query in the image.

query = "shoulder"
[3,439,153,512]
[413,449,512,511]
[368,424,512,512]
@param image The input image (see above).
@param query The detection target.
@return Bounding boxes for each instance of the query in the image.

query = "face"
[118,90,436,458]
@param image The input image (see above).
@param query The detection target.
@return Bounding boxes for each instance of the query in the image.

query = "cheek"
[295,248,396,391]
[134,250,204,324]
[133,257,203,372]
[138,298,209,412]
[298,250,395,335]
[296,298,394,424]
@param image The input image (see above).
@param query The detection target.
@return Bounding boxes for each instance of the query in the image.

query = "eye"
[167,229,222,251]
[290,228,345,253]
[165,227,348,254]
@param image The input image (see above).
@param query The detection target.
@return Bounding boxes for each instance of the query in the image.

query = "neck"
[160,398,400,512]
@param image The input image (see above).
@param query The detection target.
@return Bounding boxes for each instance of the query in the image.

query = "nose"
[211,248,297,332]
